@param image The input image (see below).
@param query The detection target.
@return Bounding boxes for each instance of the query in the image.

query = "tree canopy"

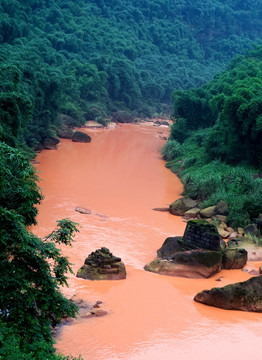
[164,45,262,227]
[0,143,80,359]
[1,0,262,149]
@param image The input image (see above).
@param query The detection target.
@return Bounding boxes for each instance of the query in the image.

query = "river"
[34,123,262,360]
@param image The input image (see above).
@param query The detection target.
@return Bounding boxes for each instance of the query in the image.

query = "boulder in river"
[144,220,223,279]
[145,249,222,279]
[42,136,60,150]
[57,125,74,139]
[194,275,262,312]
[72,131,91,143]
[76,247,126,280]
[75,207,92,215]
[222,248,247,269]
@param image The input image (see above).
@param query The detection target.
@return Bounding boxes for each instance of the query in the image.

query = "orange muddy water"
[34,123,262,360]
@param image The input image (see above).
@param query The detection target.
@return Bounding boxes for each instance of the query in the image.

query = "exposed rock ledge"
[144,220,248,279]
[144,220,224,279]
[194,275,262,312]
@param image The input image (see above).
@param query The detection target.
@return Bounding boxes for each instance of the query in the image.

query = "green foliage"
[171,46,262,167]
[161,139,182,161]
[0,144,80,359]
[164,89,262,227]
[0,142,42,225]
[1,0,262,148]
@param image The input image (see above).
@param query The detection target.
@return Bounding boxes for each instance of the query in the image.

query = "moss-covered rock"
[200,205,216,218]
[184,207,201,219]
[157,236,183,258]
[222,248,247,269]
[72,131,91,143]
[42,136,60,149]
[76,247,126,280]
[144,249,222,279]
[183,220,221,251]
[145,220,223,279]
[194,275,262,312]
[169,197,197,216]
[57,125,74,139]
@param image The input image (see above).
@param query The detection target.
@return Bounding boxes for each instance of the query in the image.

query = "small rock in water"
[84,309,108,318]
[93,301,103,308]
[152,207,169,212]
[75,207,92,215]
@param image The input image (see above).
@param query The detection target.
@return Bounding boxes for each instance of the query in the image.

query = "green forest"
[163,45,262,228]
[1,0,262,150]
[1,0,262,358]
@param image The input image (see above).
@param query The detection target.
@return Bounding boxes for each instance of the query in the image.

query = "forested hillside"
[1,0,262,149]
[163,45,262,227]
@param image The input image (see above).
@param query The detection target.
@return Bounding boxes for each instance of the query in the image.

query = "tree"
[0,142,80,359]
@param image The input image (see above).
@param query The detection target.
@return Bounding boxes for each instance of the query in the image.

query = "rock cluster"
[145,220,223,279]
[144,219,248,279]
[77,247,126,280]
[169,197,262,244]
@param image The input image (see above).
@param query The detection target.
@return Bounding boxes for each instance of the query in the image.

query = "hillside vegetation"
[163,45,262,227]
[1,0,262,149]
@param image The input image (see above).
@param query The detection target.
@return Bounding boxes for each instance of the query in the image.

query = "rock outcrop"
[42,136,60,150]
[72,131,91,143]
[57,125,74,139]
[145,249,222,279]
[169,197,197,216]
[144,220,223,279]
[77,247,126,280]
[194,275,262,312]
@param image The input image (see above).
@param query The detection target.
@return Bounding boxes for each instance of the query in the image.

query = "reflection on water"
[34,124,262,360]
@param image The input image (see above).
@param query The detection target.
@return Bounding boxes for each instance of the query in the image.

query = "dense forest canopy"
[1,0,262,149]
[1,1,262,357]
[163,45,262,227]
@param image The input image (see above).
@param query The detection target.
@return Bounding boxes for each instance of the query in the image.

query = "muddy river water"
[34,123,262,360]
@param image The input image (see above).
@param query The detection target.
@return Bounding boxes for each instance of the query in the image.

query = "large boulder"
[72,131,91,143]
[222,248,247,269]
[57,125,74,139]
[200,206,216,218]
[145,249,222,279]
[169,197,197,216]
[183,220,221,251]
[157,237,183,258]
[76,247,126,280]
[145,220,223,279]
[194,275,262,312]
[42,136,60,150]
[184,207,201,219]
